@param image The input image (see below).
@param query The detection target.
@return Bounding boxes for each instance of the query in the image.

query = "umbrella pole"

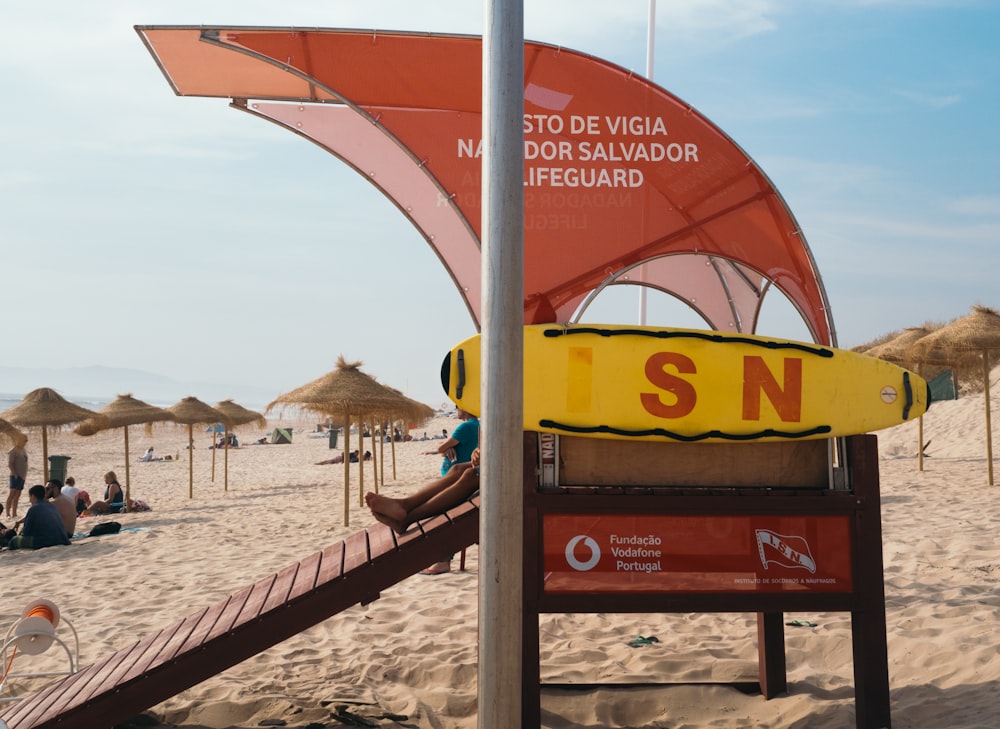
[358,421,366,508]
[370,419,378,496]
[211,428,217,482]
[378,422,385,490]
[917,416,924,472]
[983,351,994,486]
[124,426,132,512]
[42,427,50,483]
[343,414,351,527]
[391,419,397,480]
[188,425,194,499]
[916,364,924,472]
[224,427,230,492]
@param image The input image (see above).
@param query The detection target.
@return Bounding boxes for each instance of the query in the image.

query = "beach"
[2,393,999,728]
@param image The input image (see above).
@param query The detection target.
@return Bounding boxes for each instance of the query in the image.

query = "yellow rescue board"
[441,324,930,443]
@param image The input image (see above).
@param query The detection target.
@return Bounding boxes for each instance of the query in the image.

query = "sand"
[2,389,999,728]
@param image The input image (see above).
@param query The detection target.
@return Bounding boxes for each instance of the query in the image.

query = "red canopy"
[137,26,834,345]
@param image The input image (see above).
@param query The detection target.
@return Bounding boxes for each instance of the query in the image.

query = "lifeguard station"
[521,431,890,728]
[134,26,900,727]
[0,26,909,729]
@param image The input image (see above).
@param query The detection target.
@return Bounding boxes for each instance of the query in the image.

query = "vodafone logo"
[565,535,601,571]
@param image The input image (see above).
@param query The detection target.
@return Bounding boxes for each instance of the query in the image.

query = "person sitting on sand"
[88,471,125,514]
[46,479,77,538]
[61,476,80,509]
[366,448,480,534]
[75,489,91,515]
[5,484,72,550]
[140,447,155,462]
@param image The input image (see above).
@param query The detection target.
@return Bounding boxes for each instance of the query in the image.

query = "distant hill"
[0,365,276,411]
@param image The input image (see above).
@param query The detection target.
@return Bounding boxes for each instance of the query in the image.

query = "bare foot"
[420,561,452,575]
[372,511,408,535]
[366,492,407,524]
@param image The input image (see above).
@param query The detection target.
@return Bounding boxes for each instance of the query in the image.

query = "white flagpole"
[480,0,525,726]
[639,0,657,325]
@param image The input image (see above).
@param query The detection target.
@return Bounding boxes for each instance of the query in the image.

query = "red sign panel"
[543,514,853,593]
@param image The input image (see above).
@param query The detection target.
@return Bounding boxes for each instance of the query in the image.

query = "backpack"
[89,521,122,537]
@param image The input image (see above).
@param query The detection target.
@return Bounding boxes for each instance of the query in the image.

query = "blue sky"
[1,1,997,408]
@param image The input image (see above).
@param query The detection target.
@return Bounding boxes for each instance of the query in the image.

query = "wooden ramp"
[1,499,479,729]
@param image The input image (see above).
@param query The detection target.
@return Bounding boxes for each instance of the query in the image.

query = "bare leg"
[367,462,477,533]
[404,467,479,524]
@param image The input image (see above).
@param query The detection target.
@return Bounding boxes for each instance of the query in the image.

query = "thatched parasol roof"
[0,387,104,482]
[0,418,25,448]
[214,400,267,429]
[386,387,436,423]
[167,396,224,425]
[864,327,931,365]
[0,387,102,429]
[909,306,1000,362]
[267,356,410,419]
[74,393,175,436]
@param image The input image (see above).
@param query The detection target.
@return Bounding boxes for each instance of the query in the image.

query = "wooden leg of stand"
[757,612,787,698]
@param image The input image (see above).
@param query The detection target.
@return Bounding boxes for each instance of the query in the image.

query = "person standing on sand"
[366,447,481,535]
[6,433,28,519]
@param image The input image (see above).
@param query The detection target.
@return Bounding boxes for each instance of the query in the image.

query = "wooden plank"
[202,584,255,642]
[288,551,323,602]
[259,563,300,615]
[118,609,207,683]
[342,531,371,573]
[366,524,399,562]
[558,436,830,488]
[315,541,345,585]
[230,575,278,628]
[170,594,239,657]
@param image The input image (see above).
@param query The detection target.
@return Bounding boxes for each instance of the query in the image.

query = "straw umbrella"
[213,399,267,491]
[0,418,25,449]
[0,388,102,482]
[909,306,1000,485]
[74,394,176,512]
[268,356,412,526]
[384,387,436,481]
[166,397,226,498]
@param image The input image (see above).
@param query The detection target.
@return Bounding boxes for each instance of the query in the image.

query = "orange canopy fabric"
[137,26,833,345]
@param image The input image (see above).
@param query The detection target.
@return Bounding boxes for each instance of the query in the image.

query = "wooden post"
[42,427,49,483]
[187,425,194,499]
[124,426,132,512]
[983,351,994,485]
[480,2,525,727]
[343,413,351,526]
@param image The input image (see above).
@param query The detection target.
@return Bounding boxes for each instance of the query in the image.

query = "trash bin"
[48,455,72,484]
[329,429,339,449]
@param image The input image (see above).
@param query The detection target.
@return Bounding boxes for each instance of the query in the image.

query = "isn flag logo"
[755,529,817,573]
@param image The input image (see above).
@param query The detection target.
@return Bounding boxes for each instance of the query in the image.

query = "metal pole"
[481,0,524,726]
[638,0,656,325]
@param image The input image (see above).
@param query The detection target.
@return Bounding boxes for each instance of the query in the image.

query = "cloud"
[893,89,962,108]
[948,196,1000,217]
